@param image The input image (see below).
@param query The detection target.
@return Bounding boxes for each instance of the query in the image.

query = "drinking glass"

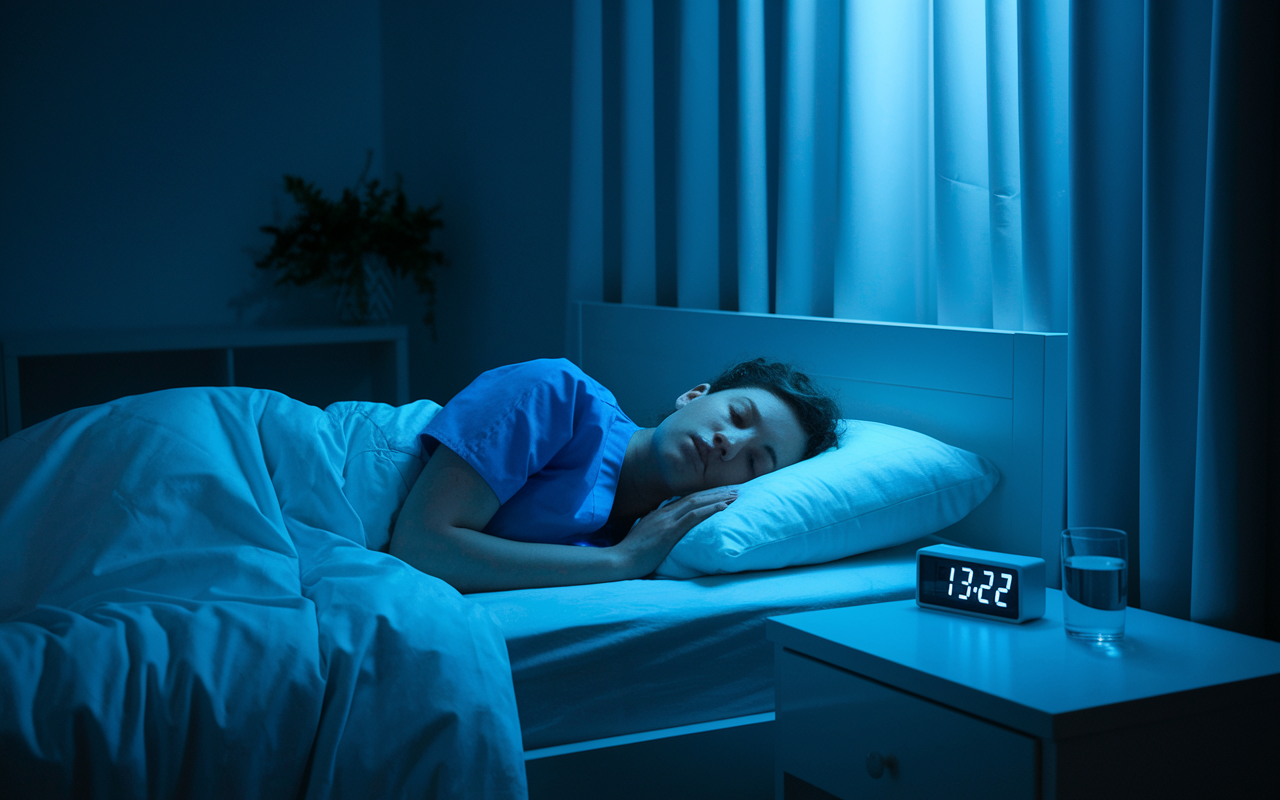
[1061,528,1128,641]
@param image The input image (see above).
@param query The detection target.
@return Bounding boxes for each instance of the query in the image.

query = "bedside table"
[766,590,1280,799]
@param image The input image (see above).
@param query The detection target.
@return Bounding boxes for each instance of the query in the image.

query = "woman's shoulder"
[484,358,600,392]
[486,358,627,417]
[500,357,582,378]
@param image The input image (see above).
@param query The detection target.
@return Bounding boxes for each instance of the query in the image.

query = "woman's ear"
[674,383,712,409]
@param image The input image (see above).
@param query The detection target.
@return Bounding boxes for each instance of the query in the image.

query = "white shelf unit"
[1,325,409,438]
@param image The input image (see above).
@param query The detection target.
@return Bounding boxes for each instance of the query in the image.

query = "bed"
[508,301,1067,799]
[0,302,1065,799]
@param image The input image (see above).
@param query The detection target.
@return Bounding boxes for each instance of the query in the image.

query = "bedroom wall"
[1,1,575,408]
[380,0,574,404]
[0,1,385,333]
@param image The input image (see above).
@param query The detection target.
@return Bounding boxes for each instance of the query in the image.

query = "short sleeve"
[421,359,589,504]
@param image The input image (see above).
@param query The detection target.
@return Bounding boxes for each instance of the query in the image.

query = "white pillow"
[654,420,999,578]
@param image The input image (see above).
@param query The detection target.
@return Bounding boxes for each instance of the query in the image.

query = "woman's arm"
[390,445,735,593]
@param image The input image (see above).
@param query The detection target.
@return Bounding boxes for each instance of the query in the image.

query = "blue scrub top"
[420,358,640,547]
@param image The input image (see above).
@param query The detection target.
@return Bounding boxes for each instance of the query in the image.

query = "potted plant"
[255,155,446,332]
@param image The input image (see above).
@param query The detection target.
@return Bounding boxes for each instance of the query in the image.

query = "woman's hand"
[392,446,737,591]
[613,486,739,578]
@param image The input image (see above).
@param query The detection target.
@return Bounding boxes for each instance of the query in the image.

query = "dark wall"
[0,1,384,331]
[381,0,574,404]
[1,0,575,407]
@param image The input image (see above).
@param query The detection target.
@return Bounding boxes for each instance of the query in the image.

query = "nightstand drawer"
[776,648,1036,800]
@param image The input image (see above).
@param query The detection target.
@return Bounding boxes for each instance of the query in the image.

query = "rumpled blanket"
[0,387,527,798]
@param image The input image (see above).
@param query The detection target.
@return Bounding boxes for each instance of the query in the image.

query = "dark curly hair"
[707,358,840,460]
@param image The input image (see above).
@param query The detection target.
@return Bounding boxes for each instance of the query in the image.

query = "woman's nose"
[713,431,744,460]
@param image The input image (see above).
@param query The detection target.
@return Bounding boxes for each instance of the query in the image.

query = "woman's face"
[651,385,807,496]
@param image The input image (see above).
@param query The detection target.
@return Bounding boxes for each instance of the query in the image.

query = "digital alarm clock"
[916,544,1046,623]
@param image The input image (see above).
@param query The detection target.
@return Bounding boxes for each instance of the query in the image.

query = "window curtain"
[1070,0,1279,637]
[567,0,1280,638]
[566,0,1068,330]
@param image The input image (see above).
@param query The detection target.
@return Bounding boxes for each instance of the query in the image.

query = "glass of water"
[1061,528,1128,641]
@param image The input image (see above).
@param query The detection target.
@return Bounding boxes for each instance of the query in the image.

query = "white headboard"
[575,301,1067,585]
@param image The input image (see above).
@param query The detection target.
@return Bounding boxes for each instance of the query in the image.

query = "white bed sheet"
[471,534,946,750]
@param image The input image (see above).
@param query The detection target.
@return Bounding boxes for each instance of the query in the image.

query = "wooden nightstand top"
[767,590,1280,740]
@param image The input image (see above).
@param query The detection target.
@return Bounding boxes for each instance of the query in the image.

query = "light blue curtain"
[1067,0,1145,604]
[1138,0,1212,628]
[1188,0,1279,638]
[736,0,769,313]
[834,0,931,323]
[1070,0,1279,635]
[567,0,1279,636]
[568,0,1068,330]
[621,0,658,305]
[677,0,720,309]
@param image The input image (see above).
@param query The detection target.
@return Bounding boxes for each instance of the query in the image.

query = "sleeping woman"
[389,357,839,593]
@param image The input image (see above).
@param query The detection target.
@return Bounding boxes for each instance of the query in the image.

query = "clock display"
[918,553,1020,620]
[915,544,1046,624]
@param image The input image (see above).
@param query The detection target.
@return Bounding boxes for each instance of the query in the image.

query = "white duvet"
[0,387,526,798]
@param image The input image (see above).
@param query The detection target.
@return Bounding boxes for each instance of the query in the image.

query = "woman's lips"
[691,436,709,475]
